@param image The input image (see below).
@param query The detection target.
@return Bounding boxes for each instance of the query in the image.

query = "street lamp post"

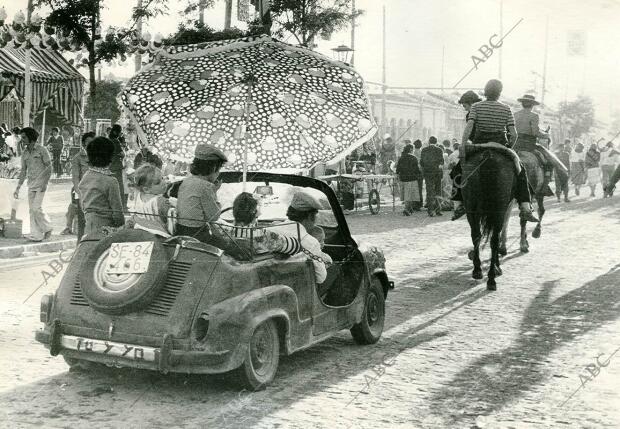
[330,44,354,64]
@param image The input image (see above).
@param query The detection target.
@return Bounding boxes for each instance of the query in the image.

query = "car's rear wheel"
[235,319,279,391]
[351,278,385,344]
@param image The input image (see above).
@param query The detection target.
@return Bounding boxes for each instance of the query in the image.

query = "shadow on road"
[428,265,620,425]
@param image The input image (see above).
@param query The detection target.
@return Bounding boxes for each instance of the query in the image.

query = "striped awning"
[0,47,85,125]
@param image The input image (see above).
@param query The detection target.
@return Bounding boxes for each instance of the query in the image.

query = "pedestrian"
[61,197,78,236]
[413,139,424,207]
[129,163,173,234]
[442,139,453,155]
[420,136,444,217]
[585,143,601,197]
[46,127,64,177]
[70,131,95,240]
[108,124,127,208]
[569,142,586,196]
[379,134,397,174]
[6,127,21,157]
[395,143,422,215]
[78,136,125,237]
[13,127,53,242]
[600,141,619,197]
[554,142,571,202]
[448,142,460,169]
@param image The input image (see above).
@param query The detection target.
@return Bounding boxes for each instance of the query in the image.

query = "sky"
[5,0,620,127]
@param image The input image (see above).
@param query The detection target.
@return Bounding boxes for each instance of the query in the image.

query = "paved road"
[1,194,619,428]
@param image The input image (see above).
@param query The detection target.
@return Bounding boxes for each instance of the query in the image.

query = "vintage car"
[35,172,394,390]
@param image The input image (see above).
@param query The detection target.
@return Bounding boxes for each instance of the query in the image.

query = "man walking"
[14,127,53,242]
[420,136,444,217]
[69,131,95,240]
[46,127,64,177]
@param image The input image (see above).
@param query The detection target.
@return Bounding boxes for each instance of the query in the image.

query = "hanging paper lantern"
[0,6,7,27]
[30,13,42,33]
[44,25,55,36]
[14,11,25,25]
[153,32,163,48]
[29,34,41,46]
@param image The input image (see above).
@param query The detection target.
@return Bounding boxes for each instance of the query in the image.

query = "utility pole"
[499,0,503,79]
[23,0,34,127]
[350,0,356,66]
[381,5,387,138]
[541,16,549,106]
[441,45,445,93]
[224,0,232,29]
[134,0,143,72]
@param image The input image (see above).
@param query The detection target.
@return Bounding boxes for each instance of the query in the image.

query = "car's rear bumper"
[35,320,239,374]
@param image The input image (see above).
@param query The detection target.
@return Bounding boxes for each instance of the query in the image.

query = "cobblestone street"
[1,191,619,428]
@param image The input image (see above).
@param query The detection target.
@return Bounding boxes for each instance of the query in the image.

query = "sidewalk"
[1,181,76,261]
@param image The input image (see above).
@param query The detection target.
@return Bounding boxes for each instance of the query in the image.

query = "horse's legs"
[520,216,529,253]
[532,194,545,239]
[499,200,514,256]
[487,229,500,290]
[470,215,483,280]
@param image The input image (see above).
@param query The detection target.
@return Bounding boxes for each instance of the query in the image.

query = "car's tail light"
[193,313,209,342]
[40,294,53,323]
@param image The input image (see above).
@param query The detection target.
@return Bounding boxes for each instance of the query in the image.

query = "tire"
[351,278,385,345]
[368,189,381,214]
[79,229,168,315]
[235,319,280,391]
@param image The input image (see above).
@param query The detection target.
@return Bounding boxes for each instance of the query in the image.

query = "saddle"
[464,143,521,175]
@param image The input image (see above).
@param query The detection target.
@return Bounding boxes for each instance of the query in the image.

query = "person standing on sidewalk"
[13,127,53,242]
[420,136,444,217]
[554,142,571,202]
[46,127,64,178]
[68,131,95,240]
[585,143,601,197]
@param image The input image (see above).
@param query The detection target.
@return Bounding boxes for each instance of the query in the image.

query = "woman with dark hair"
[570,142,586,196]
[175,144,228,242]
[46,127,64,177]
[396,144,422,215]
[585,143,601,197]
[78,136,125,236]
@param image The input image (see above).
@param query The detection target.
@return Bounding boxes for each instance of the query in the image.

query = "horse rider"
[453,79,539,223]
[512,94,559,196]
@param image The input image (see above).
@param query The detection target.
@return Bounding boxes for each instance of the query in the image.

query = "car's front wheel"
[235,319,280,390]
[351,278,385,344]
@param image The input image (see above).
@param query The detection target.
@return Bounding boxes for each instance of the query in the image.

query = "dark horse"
[462,148,517,291]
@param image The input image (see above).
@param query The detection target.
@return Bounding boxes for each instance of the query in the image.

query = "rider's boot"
[519,202,539,223]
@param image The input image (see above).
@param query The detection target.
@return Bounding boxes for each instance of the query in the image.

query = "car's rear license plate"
[106,241,154,274]
[60,335,158,362]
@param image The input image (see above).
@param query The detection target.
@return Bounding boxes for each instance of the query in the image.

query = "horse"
[462,148,517,291]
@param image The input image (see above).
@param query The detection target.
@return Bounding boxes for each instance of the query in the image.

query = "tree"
[558,95,595,139]
[35,0,167,98]
[269,0,361,48]
[83,79,123,123]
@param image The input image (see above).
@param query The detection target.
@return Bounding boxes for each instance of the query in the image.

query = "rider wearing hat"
[513,94,559,196]
[453,80,539,223]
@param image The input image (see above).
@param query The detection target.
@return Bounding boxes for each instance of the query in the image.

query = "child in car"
[307,225,333,264]
[129,163,174,236]
[78,137,125,236]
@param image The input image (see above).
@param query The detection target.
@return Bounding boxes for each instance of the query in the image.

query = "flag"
[567,31,587,56]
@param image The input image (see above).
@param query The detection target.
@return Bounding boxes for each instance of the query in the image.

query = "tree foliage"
[164,23,261,46]
[269,0,361,47]
[558,95,595,138]
[84,79,123,123]
[34,0,167,95]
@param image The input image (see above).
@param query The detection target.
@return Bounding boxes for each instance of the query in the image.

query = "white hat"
[383,133,391,139]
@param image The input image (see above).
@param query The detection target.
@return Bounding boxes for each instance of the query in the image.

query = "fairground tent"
[0,47,85,127]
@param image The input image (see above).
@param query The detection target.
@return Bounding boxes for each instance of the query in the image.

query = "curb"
[0,238,76,260]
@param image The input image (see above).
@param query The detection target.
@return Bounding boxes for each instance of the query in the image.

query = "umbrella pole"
[241,79,254,191]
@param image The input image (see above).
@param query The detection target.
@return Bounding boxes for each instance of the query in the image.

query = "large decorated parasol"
[121,35,377,174]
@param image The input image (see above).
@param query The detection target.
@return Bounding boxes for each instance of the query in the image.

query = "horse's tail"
[479,154,512,242]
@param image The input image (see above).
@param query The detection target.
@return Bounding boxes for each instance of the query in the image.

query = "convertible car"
[35,172,394,389]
